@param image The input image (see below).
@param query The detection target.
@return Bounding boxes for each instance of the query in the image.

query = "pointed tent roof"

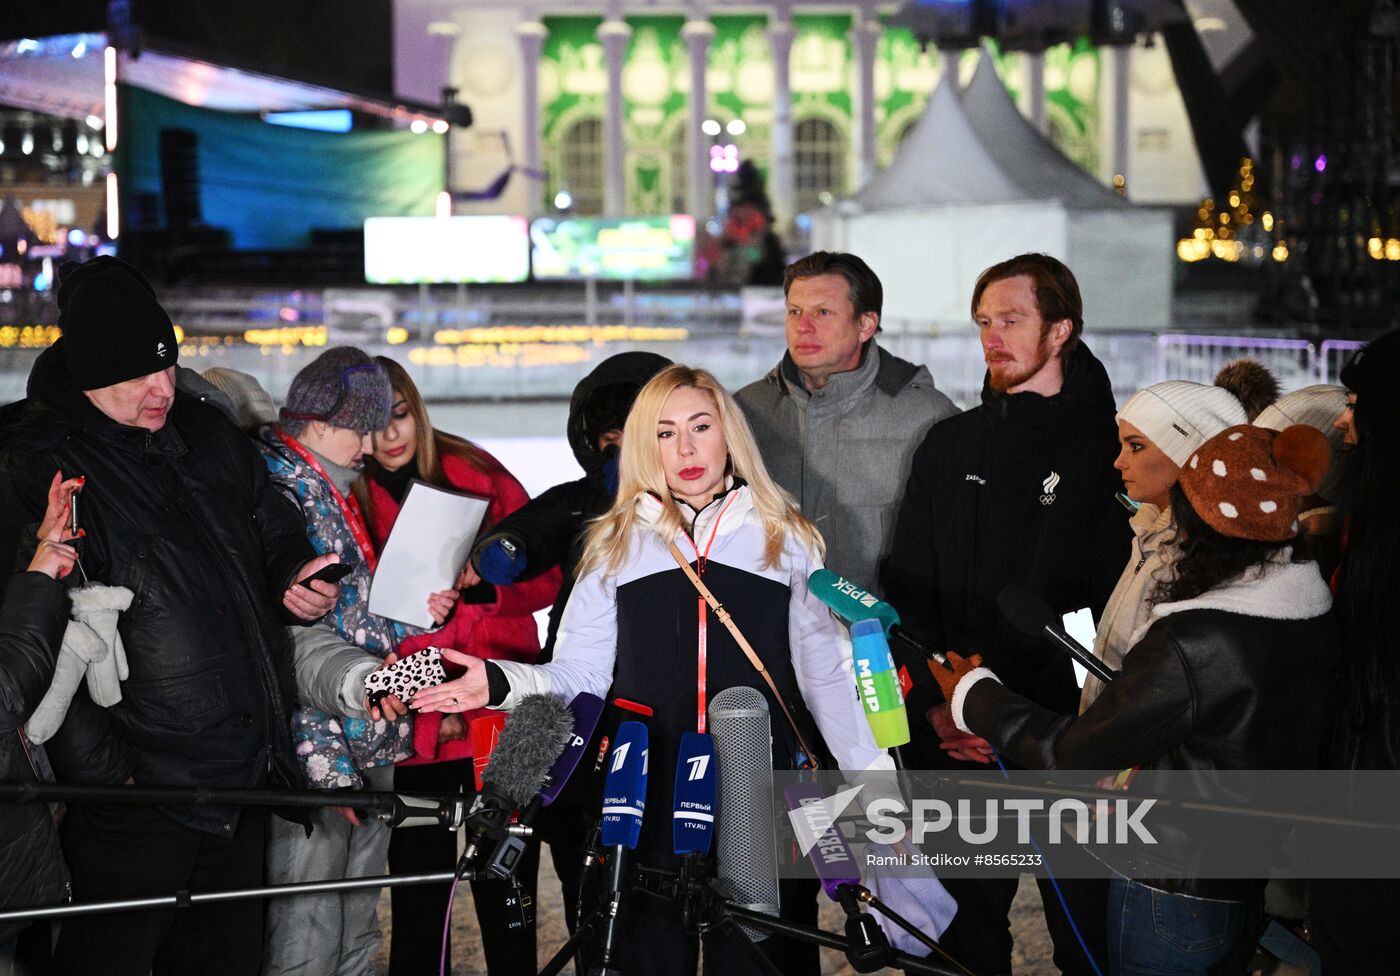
[960,50,1126,209]
[846,68,1023,211]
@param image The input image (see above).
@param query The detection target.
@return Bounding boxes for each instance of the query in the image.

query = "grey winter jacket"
[289,624,378,720]
[736,342,958,594]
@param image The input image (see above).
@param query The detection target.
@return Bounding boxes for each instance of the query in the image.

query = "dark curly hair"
[1154,483,1296,605]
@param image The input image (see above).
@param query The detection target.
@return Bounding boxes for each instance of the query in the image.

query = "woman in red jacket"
[353,356,559,976]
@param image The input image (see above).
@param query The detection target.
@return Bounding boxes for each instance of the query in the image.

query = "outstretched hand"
[28,470,84,580]
[410,647,490,713]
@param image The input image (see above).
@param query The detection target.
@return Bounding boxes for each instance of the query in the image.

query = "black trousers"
[387,760,588,976]
[52,803,266,976]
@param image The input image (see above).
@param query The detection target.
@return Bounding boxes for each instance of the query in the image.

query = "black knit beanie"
[57,257,178,391]
[1341,329,1400,413]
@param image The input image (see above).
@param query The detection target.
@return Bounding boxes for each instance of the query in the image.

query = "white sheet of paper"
[368,480,488,629]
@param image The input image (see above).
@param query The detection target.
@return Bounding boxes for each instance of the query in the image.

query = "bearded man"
[881,253,1131,976]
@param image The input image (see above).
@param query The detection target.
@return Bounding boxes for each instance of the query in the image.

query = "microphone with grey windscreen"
[708,685,781,940]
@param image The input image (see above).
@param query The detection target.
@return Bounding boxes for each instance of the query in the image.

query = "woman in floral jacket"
[257,347,455,976]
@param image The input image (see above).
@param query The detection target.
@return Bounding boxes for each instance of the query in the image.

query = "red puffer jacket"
[365,451,560,764]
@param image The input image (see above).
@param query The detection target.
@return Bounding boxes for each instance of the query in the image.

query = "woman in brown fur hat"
[934,423,1340,976]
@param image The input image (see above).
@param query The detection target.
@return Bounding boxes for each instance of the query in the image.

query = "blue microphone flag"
[672,731,717,856]
[600,720,648,850]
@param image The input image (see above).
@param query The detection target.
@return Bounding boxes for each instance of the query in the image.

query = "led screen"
[530,215,696,281]
[364,215,530,284]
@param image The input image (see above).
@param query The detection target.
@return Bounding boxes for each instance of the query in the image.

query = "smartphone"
[298,562,353,589]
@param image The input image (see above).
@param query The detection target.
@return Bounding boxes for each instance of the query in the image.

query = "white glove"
[24,619,107,743]
[70,584,134,707]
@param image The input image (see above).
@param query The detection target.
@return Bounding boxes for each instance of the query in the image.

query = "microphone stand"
[535,853,972,976]
[0,781,466,829]
[0,870,475,924]
[845,884,978,976]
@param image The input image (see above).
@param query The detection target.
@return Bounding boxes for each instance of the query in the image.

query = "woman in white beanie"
[1080,380,1246,710]
[1255,385,1349,581]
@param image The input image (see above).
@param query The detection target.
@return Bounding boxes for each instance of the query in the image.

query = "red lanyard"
[275,428,378,573]
[677,492,739,733]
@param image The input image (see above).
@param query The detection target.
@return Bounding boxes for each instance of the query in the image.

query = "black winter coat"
[0,344,313,833]
[882,343,1132,735]
[479,351,670,657]
[0,571,71,940]
[961,566,1340,898]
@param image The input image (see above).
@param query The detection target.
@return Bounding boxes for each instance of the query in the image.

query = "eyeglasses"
[280,363,382,426]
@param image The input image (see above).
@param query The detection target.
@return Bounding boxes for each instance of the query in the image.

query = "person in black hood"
[0,257,334,976]
[470,350,672,657]
[882,253,1131,976]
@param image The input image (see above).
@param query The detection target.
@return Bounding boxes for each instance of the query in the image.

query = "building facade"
[394,1,1236,225]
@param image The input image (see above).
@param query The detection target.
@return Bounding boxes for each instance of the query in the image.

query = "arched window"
[555,117,605,215]
[793,117,847,214]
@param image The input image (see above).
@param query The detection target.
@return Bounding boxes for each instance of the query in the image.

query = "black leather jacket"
[0,345,313,833]
[963,561,1340,898]
[0,571,71,939]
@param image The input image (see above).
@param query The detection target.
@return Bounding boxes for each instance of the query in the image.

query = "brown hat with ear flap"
[1179,424,1331,541]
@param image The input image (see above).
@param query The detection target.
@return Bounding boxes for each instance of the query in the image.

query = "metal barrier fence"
[1155,334,1317,390]
[1319,340,1367,383]
[0,327,1375,412]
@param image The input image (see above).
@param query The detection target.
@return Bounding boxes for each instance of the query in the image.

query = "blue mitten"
[474,536,527,586]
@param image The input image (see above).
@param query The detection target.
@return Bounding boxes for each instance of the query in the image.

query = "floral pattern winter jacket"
[258,426,415,789]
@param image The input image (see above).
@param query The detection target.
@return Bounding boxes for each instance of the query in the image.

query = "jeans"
[1108,878,1262,976]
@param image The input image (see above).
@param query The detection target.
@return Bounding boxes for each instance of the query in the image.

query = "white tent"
[812,52,1174,331]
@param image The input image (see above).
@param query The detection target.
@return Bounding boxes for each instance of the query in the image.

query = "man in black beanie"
[0,256,345,975]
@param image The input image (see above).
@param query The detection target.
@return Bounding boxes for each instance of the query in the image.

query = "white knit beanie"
[1117,381,1249,468]
[1254,384,1347,452]
[1255,384,1349,500]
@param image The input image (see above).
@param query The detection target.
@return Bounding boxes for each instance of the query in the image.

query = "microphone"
[784,781,889,973]
[997,584,1116,685]
[578,698,653,872]
[672,731,717,856]
[597,720,649,973]
[459,694,575,876]
[486,692,606,881]
[673,731,717,933]
[540,692,606,807]
[807,569,952,671]
[851,619,910,749]
[708,685,780,940]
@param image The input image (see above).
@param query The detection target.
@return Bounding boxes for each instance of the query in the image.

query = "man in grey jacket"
[737,251,957,595]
